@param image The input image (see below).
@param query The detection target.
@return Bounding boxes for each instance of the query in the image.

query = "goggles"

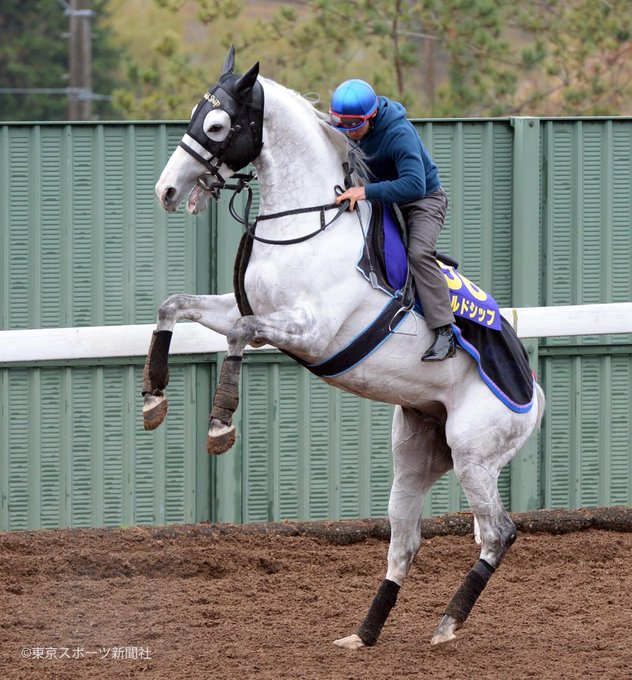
[329,110,373,131]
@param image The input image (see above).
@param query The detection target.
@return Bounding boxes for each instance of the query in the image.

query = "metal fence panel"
[542,119,632,337]
[538,118,632,511]
[0,122,213,530]
[0,363,210,531]
[212,354,395,523]
[1,117,632,530]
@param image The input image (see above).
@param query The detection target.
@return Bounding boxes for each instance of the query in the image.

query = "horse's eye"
[203,109,231,140]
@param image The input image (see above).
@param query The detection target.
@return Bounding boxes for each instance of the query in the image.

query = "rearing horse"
[145,48,545,649]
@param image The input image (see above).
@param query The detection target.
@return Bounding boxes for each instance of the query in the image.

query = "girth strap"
[286,296,409,378]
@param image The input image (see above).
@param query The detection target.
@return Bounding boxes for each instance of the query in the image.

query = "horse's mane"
[260,77,369,187]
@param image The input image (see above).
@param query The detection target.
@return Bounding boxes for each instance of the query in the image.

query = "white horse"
[145,48,545,648]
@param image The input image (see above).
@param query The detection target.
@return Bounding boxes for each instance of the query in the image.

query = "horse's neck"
[254,81,346,214]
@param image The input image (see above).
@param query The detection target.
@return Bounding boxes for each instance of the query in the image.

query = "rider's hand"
[335,186,366,211]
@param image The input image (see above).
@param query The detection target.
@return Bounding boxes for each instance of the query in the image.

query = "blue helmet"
[330,79,378,131]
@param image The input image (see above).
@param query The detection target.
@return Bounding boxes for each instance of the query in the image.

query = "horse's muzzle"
[159,186,178,212]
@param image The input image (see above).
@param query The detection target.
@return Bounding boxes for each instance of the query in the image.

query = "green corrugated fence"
[1,117,631,530]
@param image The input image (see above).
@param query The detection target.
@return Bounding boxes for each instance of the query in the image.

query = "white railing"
[0,303,631,363]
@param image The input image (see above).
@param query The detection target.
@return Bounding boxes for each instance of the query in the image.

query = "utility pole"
[423,38,436,109]
[68,0,93,120]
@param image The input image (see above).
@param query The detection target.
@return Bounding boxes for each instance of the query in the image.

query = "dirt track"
[1,517,631,679]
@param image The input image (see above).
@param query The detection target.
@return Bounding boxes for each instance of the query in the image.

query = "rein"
[204,163,355,246]
[245,198,350,246]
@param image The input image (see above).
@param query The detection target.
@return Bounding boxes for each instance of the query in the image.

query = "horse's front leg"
[142,293,240,430]
[208,307,326,454]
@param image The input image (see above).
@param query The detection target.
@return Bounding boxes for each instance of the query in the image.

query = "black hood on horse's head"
[184,47,265,172]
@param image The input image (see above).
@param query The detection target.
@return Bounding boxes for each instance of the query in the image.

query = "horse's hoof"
[430,614,458,647]
[143,395,168,430]
[207,421,236,455]
[333,634,366,650]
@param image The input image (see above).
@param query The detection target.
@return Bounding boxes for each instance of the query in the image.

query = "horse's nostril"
[164,187,176,204]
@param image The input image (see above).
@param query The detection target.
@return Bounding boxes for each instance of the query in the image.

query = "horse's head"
[156,47,264,214]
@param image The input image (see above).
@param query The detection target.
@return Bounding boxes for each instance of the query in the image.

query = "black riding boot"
[422,324,457,362]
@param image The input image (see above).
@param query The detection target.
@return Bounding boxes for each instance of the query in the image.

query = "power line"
[0,88,111,101]
[57,0,94,16]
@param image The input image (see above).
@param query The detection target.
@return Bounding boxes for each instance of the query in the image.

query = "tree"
[107,0,632,119]
[513,0,632,115]
[109,0,248,119]
[239,0,632,116]
[112,0,505,117]
[219,0,529,116]
[0,0,124,121]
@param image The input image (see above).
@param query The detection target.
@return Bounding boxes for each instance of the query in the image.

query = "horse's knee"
[157,294,187,323]
[227,315,258,350]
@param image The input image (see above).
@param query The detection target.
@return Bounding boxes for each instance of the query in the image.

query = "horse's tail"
[533,381,546,430]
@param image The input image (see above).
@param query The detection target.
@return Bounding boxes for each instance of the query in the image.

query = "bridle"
[178,51,354,246]
[178,66,264,200]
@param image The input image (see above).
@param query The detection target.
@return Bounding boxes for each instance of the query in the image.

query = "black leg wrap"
[444,559,495,625]
[210,356,243,423]
[356,579,400,646]
[142,330,173,396]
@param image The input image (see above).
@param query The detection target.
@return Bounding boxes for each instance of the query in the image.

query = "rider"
[330,79,456,362]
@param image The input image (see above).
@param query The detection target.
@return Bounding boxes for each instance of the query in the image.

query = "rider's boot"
[422,324,456,362]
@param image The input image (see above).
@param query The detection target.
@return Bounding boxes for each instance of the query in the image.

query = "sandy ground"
[1,523,631,680]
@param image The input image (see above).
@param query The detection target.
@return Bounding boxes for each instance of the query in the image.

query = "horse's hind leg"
[334,406,452,649]
[430,459,516,646]
[142,293,240,430]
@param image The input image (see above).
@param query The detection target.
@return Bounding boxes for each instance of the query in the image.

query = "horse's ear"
[221,46,235,77]
[234,62,260,96]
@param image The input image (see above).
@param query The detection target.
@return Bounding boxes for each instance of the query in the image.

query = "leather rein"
[194,163,354,246]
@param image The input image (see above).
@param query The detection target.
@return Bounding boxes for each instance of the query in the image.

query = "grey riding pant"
[400,188,455,330]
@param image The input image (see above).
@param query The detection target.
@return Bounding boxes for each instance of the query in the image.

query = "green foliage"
[109,0,632,119]
[229,0,433,112]
[196,0,244,22]
[4,0,632,121]
[112,31,208,119]
[109,0,243,119]
[513,0,632,115]
[426,0,519,116]
[0,0,124,121]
